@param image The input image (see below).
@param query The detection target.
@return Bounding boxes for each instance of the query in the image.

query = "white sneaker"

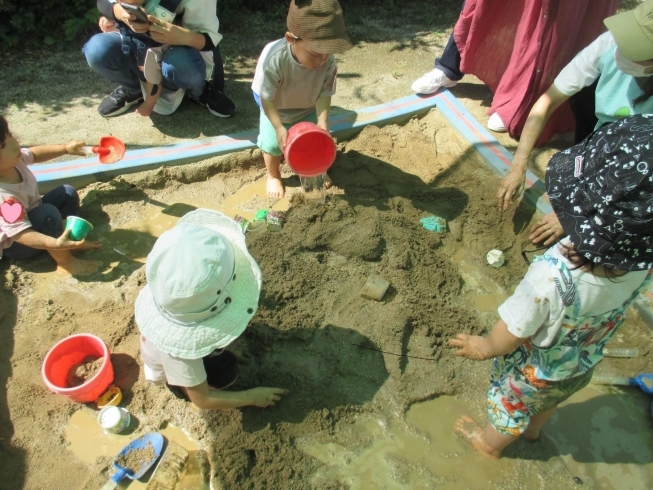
[411,68,457,94]
[487,112,507,132]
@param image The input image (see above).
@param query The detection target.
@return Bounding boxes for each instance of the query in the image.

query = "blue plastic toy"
[420,216,447,233]
[100,432,164,489]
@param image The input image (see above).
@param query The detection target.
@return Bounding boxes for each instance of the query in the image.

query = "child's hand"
[249,387,288,408]
[275,126,288,151]
[55,229,102,251]
[449,334,487,360]
[65,140,86,157]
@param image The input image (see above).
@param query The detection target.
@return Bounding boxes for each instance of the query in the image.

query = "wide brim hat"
[604,0,653,62]
[287,0,353,54]
[545,114,653,271]
[136,209,262,358]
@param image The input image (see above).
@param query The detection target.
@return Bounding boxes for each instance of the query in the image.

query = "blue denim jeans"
[82,32,209,99]
[4,185,80,259]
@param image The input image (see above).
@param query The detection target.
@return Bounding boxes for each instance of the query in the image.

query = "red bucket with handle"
[284,122,336,177]
[42,334,114,403]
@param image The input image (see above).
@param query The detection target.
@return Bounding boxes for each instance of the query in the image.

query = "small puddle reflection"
[64,410,208,489]
[298,396,521,489]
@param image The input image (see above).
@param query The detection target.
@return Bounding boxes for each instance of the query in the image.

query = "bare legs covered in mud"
[454,407,557,459]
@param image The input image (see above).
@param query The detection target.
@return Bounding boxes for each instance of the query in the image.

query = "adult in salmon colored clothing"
[411,0,617,140]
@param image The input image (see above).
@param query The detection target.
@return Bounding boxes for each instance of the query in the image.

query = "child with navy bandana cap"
[449,114,653,458]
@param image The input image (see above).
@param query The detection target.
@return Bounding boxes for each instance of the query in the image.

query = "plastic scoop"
[100,432,164,489]
[82,136,125,164]
[592,373,653,395]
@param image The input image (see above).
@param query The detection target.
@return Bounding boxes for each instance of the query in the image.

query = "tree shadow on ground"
[331,148,469,221]
[1,2,460,121]
[238,323,389,432]
[0,280,26,490]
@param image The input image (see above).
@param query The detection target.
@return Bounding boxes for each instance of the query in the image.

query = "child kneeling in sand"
[449,114,653,458]
[0,116,102,275]
[136,209,287,410]
[252,0,353,198]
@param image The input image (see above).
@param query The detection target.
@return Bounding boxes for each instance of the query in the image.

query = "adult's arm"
[496,85,569,211]
[496,32,613,211]
[147,0,221,50]
[97,0,151,35]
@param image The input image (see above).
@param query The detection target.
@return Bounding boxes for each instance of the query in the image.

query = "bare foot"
[454,415,500,459]
[56,258,103,276]
[77,240,103,252]
[324,174,332,190]
[267,175,285,198]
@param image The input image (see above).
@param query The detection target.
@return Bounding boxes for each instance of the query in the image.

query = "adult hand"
[113,4,150,34]
[275,126,288,151]
[448,334,487,361]
[98,16,118,33]
[65,140,86,156]
[148,16,191,45]
[249,387,288,408]
[55,229,102,251]
[529,212,564,245]
[497,166,526,211]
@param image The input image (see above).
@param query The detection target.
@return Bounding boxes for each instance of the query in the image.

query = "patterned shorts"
[487,359,594,436]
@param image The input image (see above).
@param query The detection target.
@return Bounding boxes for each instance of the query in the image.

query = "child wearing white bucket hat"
[135,209,287,410]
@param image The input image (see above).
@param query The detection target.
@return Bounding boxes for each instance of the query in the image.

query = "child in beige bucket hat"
[136,209,287,410]
[251,0,353,199]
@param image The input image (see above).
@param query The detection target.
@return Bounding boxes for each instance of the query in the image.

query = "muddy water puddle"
[299,387,653,489]
[64,410,208,489]
[298,396,534,489]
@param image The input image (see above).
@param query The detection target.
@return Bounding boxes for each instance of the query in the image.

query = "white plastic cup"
[486,249,505,267]
[97,406,130,434]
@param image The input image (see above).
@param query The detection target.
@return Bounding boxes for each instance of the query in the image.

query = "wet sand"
[2,110,653,489]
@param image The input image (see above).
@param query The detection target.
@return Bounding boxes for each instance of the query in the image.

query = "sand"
[66,356,104,388]
[1,109,652,489]
[2,3,652,487]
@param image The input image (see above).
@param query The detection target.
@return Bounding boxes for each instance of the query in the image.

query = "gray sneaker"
[97,86,143,117]
[411,68,457,95]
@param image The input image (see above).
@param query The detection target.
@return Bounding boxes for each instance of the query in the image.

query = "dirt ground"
[1,2,653,490]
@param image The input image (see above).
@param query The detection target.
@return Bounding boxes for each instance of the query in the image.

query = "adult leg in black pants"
[412,1,465,95]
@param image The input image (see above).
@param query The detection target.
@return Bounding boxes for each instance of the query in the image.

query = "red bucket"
[284,122,336,177]
[42,334,114,403]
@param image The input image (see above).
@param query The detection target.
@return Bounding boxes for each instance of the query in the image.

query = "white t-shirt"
[251,39,337,124]
[0,149,42,257]
[498,240,648,347]
[140,335,207,387]
[553,31,614,97]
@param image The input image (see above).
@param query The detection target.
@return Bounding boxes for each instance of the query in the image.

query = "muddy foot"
[267,176,285,198]
[78,240,102,252]
[454,415,500,459]
[57,258,103,276]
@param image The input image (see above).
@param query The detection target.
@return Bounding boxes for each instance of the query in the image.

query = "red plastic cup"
[284,122,336,177]
[42,334,114,403]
